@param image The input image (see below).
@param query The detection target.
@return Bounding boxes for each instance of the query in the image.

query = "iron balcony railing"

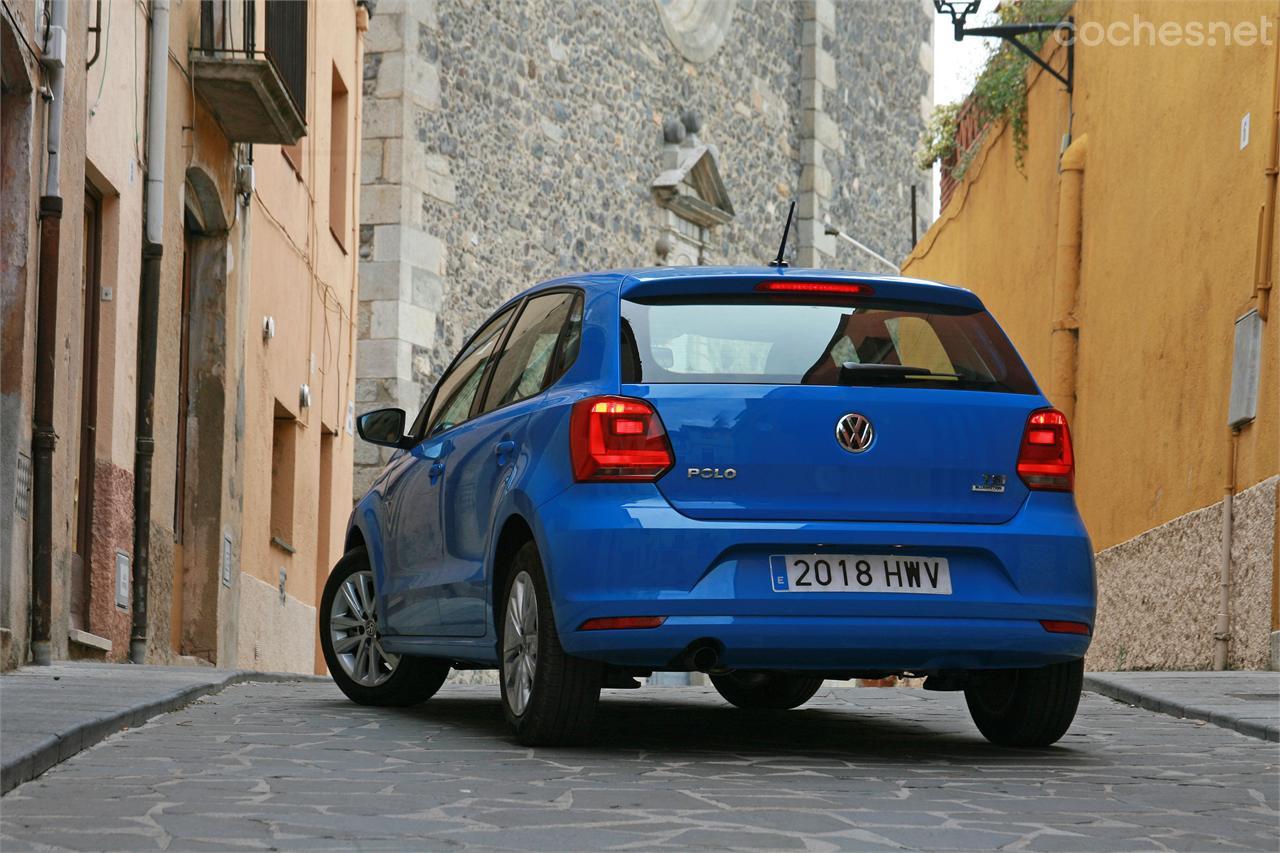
[198,0,307,119]
[264,0,307,118]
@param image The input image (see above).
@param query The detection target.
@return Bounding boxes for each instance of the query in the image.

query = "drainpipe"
[1254,16,1279,323]
[1257,17,1280,668]
[1215,430,1239,670]
[130,0,170,664]
[1050,135,1087,425]
[30,0,69,667]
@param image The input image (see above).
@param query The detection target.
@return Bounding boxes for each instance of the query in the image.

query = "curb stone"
[1084,674,1280,743]
[1,670,328,794]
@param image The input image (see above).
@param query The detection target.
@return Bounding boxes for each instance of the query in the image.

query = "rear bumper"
[567,616,1090,671]
[532,485,1095,672]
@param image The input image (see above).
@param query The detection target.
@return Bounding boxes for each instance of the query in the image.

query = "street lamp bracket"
[932,0,1074,94]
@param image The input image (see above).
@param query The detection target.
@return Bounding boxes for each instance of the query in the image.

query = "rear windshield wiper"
[838,362,962,385]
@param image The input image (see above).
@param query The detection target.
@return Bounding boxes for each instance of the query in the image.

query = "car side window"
[419,305,514,438]
[550,293,584,384]
[480,291,579,413]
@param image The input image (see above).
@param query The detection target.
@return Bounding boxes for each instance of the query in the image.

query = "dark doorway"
[72,189,103,631]
[171,222,194,654]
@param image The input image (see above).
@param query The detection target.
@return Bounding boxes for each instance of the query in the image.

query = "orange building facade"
[2,0,367,673]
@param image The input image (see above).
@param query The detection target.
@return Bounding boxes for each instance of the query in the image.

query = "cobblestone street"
[2,681,1277,851]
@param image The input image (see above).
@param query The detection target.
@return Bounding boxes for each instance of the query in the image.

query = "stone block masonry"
[355,0,934,495]
[356,3,453,497]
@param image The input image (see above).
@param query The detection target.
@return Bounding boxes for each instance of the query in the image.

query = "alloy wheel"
[502,570,539,716]
[328,569,399,687]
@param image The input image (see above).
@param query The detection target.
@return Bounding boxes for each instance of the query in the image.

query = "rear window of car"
[620,297,1037,393]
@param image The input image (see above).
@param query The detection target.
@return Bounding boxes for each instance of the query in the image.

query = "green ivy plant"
[914,102,960,172]
[918,0,1073,180]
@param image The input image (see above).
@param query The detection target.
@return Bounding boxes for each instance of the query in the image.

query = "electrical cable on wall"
[2,0,44,69]
[88,0,113,114]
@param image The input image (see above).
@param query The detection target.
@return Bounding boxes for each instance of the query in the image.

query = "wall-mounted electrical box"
[115,551,130,609]
[236,163,255,196]
[1228,309,1262,428]
[222,532,234,588]
[42,27,67,68]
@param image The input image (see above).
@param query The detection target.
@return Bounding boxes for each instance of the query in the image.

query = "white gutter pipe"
[144,0,169,244]
[42,0,67,196]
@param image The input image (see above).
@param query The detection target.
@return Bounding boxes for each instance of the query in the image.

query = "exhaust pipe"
[691,645,719,673]
[683,639,728,674]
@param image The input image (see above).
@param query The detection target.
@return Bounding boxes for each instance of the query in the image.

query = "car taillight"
[570,395,673,481]
[756,280,874,296]
[1017,408,1074,492]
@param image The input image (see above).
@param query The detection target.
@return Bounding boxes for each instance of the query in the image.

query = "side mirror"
[356,408,411,449]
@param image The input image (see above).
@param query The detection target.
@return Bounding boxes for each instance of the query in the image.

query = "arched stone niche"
[653,0,735,64]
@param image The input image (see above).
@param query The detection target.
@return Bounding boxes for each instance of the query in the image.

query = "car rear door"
[436,290,583,637]
[619,278,1045,524]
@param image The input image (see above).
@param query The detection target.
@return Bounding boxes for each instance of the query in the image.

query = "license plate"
[770,554,952,594]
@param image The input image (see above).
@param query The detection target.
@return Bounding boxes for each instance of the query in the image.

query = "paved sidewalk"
[1084,670,1280,742]
[0,663,320,793]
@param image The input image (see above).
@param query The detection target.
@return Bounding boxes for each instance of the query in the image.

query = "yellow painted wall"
[905,0,1279,551]
[903,0,1280,667]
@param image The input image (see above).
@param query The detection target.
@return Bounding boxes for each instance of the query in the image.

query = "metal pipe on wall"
[1257,17,1279,667]
[1215,430,1239,670]
[31,0,69,667]
[1050,134,1087,426]
[1254,15,1279,322]
[130,0,171,664]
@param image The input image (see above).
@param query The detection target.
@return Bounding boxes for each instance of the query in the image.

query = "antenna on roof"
[768,201,795,268]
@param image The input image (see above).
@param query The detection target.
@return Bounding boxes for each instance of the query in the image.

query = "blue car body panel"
[348,267,1096,673]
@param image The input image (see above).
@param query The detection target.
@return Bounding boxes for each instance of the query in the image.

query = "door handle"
[494,440,516,462]
[428,461,445,483]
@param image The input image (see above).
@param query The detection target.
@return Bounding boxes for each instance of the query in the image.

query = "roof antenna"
[768,201,795,268]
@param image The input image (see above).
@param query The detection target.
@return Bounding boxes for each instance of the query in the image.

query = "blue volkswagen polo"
[323,267,1095,747]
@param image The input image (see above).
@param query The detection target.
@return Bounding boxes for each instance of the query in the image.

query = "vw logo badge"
[835,413,874,453]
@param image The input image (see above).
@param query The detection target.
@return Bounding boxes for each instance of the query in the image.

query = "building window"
[328,64,349,249]
[270,402,297,552]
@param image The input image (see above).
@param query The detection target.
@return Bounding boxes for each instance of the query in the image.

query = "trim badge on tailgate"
[687,467,737,479]
[971,473,1007,493]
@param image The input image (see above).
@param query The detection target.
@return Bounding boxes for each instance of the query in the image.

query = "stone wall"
[827,0,934,265]
[356,0,934,494]
[1091,477,1277,671]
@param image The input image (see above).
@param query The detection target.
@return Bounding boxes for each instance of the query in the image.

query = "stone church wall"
[357,0,933,494]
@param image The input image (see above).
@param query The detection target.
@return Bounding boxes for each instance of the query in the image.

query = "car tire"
[964,658,1084,747]
[500,541,603,746]
[709,671,824,710]
[320,546,450,707]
